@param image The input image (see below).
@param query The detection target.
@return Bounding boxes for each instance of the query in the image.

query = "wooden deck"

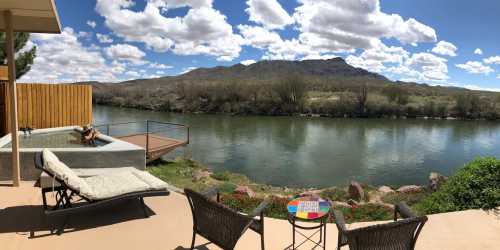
[118,133,188,162]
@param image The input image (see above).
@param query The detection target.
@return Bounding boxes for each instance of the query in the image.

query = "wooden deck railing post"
[146,120,150,158]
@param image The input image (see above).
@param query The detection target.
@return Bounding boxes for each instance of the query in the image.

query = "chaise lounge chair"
[34,149,170,234]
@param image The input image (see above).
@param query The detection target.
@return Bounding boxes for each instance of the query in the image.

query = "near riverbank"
[147,158,441,223]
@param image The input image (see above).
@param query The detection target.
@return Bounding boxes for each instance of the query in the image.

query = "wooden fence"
[0,83,93,136]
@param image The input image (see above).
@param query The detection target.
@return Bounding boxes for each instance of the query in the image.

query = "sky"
[18,0,500,91]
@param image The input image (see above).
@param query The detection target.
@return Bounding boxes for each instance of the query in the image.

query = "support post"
[146,120,149,158]
[4,10,20,187]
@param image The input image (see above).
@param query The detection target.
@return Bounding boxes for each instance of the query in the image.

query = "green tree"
[455,93,480,118]
[0,32,36,79]
[273,75,307,107]
[382,84,409,106]
[355,83,368,114]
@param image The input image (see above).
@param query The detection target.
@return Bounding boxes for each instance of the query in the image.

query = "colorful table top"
[287,196,330,220]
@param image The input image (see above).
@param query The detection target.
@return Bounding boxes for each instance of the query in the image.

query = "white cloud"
[96,33,113,43]
[86,20,96,28]
[463,84,500,92]
[245,0,294,30]
[262,38,314,60]
[300,54,337,61]
[346,55,386,73]
[456,61,494,75]
[240,59,256,65]
[110,60,126,74]
[405,53,449,81]
[77,31,92,39]
[19,27,118,83]
[180,66,198,74]
[125,71,140,78]
[149,62,173,69]
[474,48,483,55]
[431,40,457,57]
[350,50,449,82]
[238,24,316,60]
[346,42,410,74]
[241,0,438,67]
[483,56,500,65]
[96,0,243,61]
[149,0,212,9]
[156,70,165,74]
[293,0,437,53]
[238,25,282,49]
[142,74,160,79]
[104,43,146,65]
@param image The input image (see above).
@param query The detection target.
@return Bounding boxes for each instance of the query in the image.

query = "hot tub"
[0,126,146,181]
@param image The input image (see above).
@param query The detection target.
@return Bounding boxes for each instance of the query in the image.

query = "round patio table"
[287,196,330,249]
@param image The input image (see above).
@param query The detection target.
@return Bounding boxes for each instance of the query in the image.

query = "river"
[93,105,500,188]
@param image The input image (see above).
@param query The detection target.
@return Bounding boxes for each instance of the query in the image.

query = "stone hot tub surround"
[0,126,146,181]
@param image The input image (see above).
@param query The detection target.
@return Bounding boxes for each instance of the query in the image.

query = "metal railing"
[93,120,190,157]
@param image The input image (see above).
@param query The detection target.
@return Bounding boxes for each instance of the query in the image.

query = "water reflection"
[94,105,500,187]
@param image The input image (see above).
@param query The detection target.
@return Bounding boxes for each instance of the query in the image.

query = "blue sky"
[19,0,500,91]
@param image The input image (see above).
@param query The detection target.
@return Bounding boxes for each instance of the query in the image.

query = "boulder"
[429,172,447,191]
[331,201,350,208]
[397,185,424,193]
[192,170,210,182]
[378,186,395,194]
[299,189,322,198]
[347,199,359,207]
[234,185,256,198]
[348,181,365,201]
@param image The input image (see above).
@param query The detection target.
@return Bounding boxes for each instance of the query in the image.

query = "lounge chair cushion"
[83,171,167,200]
[131,169,168,190]
[41,149,168,201]
[42,149,93,196]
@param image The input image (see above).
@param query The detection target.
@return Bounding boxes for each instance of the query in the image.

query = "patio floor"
[0,182,499,250]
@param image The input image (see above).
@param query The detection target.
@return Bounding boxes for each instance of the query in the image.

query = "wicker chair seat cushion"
[42,149,93,195]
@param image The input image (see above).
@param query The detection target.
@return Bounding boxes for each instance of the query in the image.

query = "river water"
[93,105,500,187]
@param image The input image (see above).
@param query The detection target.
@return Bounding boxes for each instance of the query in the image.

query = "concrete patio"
[1,182,499,250]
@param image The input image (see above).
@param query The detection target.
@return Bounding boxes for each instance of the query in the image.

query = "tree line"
[93,76,500,120]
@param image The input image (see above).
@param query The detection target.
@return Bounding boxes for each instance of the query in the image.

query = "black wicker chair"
[334,202,427,250]
[185,188,269,250]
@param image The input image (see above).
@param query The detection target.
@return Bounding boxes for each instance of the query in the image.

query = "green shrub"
[218,182,237,194]
[221,194,290,219]
[415,157,500,214]
[333,204,393,223]
[211,171,232,181]
[320,187,348,202]
[381,191,429,206]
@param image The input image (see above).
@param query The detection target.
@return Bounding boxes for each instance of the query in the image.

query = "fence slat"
[0,83,93,136]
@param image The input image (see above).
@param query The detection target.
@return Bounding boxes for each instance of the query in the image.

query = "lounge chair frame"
[34,151,169,234]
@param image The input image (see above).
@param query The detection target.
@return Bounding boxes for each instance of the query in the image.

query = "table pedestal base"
[288,216,327,250]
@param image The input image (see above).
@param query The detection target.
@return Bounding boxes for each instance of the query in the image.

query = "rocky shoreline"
[148,158,448,220]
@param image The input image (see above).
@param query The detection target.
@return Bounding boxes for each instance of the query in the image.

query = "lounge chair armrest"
[249,198,269,218]
[395,202,416,220]
[201,187,220,202]
[333,210,348,232]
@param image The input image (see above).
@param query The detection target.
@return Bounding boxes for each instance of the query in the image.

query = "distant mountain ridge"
[177,57,388,81]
